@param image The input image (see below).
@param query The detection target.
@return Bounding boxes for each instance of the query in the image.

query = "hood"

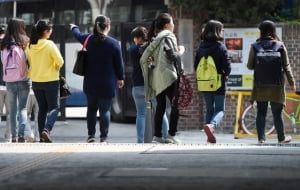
[198,41,221,56]
[28,39,50,52]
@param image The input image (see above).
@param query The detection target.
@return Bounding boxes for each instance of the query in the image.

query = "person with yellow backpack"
[194,20,231,143]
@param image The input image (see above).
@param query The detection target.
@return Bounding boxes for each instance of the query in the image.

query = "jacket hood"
[198,41,221,56]
[29,39,50,52]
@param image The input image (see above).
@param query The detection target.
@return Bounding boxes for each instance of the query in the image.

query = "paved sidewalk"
[1,118,299,144]
[0,119,300,190]
[36,119,300,144]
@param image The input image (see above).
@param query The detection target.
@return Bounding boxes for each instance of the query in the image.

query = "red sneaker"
[204,124,216,143]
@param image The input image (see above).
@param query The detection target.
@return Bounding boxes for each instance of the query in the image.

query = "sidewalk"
[1,119,300,190]
[28,119,300,144]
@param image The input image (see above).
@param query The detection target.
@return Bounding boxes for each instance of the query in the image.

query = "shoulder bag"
[73,35,91,76]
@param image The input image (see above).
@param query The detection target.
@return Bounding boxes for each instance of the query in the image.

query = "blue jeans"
[32,81,60,135]
[256,101,285,141]
[86,94,112,138]
[132,86,168,143]
[203,92,225,128]
[6,80,30,138]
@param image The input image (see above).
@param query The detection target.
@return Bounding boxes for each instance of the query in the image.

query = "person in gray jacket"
[140,13,185,144]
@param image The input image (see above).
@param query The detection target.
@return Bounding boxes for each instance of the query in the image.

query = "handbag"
[173,73,193,110]
[164,38,193,110]
[73,35,91,76]
[59,76,71,99]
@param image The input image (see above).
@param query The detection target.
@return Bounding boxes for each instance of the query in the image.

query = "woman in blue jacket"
[70,15,124,143]
[194,20,231,143]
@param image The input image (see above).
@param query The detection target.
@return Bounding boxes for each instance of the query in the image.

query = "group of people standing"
[0,18,63,143]
[0,13,295,144]
[129,14,295,144]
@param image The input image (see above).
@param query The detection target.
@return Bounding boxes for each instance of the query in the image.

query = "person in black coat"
[71,15,124,143]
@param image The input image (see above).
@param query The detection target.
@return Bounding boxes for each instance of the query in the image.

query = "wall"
[177,23,300,133]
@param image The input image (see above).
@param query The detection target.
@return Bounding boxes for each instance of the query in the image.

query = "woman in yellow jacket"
[27,19,64,142]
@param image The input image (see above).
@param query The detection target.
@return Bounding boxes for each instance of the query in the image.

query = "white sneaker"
[278,136,292,144]
[152,136,165,143]
[165,135,181,144]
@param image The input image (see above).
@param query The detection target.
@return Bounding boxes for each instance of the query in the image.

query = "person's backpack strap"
[253,41,283,52]
[272,41,283,52]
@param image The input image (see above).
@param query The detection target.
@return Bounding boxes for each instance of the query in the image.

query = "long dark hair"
[29,19,52,47]
[147,13,172,42]
[93,15,110,43]
[0,18,29,50]
[200,20,224,41]
[258,20,280,41]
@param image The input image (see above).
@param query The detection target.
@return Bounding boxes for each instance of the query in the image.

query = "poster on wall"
[224,27,282,90]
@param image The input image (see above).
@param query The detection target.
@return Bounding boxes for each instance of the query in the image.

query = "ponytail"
[93,15,110,44]
[147,13,172,42]
[29,25,39,46]
[147,19,156,42]
[29,19,52,48]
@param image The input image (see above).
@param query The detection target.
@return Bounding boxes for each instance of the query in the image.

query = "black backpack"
[253,41,284,87]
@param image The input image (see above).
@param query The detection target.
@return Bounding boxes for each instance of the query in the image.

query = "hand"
[291,85,296,92]
[177,45,185,55]
[70,24,77,30]
[117,80,124,88]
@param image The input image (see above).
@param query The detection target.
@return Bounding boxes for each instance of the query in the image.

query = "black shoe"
[18,136,25,143]
[100,137,107,144]
[87,135,95,143]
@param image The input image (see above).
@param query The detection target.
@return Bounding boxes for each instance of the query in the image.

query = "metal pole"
[13,0,16,17]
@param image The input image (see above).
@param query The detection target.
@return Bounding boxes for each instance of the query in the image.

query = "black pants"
[154,81,179,137]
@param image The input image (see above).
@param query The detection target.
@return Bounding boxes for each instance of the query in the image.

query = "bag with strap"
[164,38,193,110]
[196,55,221,91]
[252,41,284,87]
[73,35,91,76]
[1,45,28,82]
[175,73,193,110]
[59,76,71,99]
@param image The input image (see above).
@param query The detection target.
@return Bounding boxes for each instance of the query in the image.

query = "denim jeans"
[132,86,168,143]
[256,101,285,141]
[203,92,226,128]
[86,94,112,138]
[32,81,60,135]
[6,80,30,138]
[155,82,178,137]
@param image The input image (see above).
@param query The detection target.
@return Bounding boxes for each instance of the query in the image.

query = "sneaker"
[258,139,265,144]
[26,137,35,143]
[18,136,25,143]
[278,136,292,144]
[204,124,216,143]
[11,137,18,143]
[165,135,181,144]
[152,136,166,143]
[41,129,52,143]
[87,135,95,143]
[100,137,108,144]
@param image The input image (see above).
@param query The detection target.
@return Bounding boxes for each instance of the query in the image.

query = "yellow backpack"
[196,56,221,91]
